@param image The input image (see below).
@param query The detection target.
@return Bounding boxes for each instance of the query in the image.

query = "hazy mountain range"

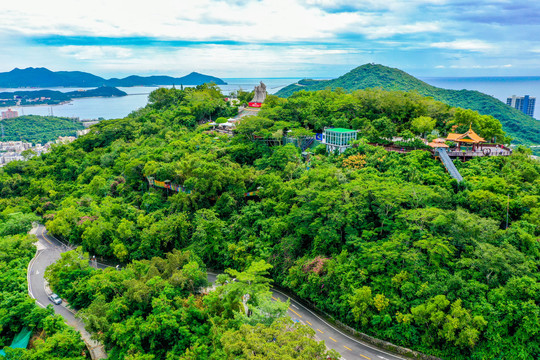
[0,67,227,88]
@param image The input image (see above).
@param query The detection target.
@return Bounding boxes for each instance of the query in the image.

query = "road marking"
[40,227,52,245]
[360,355,371,360]
[378,356,389,360]
[35,270,39,274]
[317,328,324,334]
[306,321,312,326]
[289,308,302,318]
[329,337,337,342]
[211,273,407,360]
[272,296,277,301]
[292,304,298,309]
[344,346,352,351]
[270,287,408,360]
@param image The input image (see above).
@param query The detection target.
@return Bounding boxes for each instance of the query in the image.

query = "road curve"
[274,289,405,360]
[29,224,407,360]
[28,224,107,359]
[208,271,405,360]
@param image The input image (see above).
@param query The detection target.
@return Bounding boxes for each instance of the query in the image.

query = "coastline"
[0,95,132,111]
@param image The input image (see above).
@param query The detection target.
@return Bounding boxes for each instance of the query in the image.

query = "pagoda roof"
[446,125,485,143]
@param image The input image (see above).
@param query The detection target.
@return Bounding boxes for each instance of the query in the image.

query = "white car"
[48,293,62,305]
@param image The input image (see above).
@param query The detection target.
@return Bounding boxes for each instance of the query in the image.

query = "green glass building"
[321,128,358,153]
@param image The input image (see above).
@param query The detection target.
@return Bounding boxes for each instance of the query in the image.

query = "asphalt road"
[28,224,406,360]
[27,224,107,359]
[273,289,404,360]
[207,272,405,360]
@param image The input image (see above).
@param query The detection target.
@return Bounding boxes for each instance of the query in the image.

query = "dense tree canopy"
[44,249,337,360]
[1,85,539,359]
[1,116,84,144]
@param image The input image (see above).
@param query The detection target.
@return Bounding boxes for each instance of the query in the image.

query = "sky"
[1,0,538,78]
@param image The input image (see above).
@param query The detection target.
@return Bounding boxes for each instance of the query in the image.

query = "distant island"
[0,67,227,88]
[276,63,540,147]
[0,86,127,107]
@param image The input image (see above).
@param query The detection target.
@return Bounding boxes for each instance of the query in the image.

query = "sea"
[1,77,539,120]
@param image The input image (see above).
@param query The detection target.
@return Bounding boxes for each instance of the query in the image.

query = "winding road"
[27,224,107,359]
[28,224,407,360]
[271,287,405,360]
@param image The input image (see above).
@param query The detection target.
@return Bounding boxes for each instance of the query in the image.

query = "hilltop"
[0,67,227,88]
[0,85,538,359]
[276,64,540,146]
[0,115,84,143]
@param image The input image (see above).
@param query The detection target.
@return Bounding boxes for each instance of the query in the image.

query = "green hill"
[276,64,540,146]
[1,115,84,144]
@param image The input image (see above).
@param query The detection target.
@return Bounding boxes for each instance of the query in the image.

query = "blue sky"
[1,0,538,78]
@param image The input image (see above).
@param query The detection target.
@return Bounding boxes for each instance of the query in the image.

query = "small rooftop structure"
[428,138,449,148]
[208,121,236,135]
[322,128,358,154]
[446,125,486,150]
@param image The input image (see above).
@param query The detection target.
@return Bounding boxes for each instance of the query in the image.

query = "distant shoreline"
[0,95,136,111]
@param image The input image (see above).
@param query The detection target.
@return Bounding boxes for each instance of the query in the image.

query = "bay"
[0,79,299,120]
[1,77,539,120]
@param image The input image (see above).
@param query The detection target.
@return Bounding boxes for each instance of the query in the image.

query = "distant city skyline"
[1,1,539,78]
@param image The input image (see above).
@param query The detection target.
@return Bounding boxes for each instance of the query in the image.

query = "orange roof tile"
[446,133,462,141]
[428,142,449,148]
[446,125,486,143]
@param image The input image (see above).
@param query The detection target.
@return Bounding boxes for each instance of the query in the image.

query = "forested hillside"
[0,84,539,359]
[1,115,84,144]
[276,64,540,146]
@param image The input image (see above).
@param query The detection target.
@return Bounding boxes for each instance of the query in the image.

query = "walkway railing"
[146,177,259,198]
[447,150,512,157]
[437,148,463,182]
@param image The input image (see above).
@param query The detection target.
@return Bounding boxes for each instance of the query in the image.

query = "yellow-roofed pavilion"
[446,125,486,151]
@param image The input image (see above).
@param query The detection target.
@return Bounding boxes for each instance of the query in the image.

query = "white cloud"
[362,22,440,39]
[52,45,364,77]
[0,0,363,42]
[430,40,495,52]
[59,46,133,60]
[0,0,536,77]
[0,0,441,45]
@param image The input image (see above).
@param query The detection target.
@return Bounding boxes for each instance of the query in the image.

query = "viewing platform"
[444,146,512,159]
[429,126,512,159]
